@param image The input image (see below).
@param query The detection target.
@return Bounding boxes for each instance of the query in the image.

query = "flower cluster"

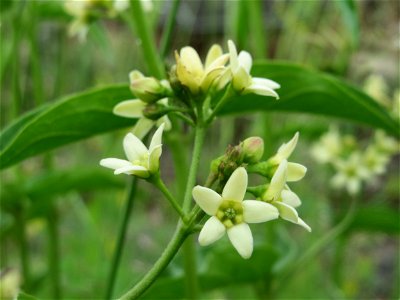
[311,74,399,195]
[113,40,280,138]
[194,133,310,259]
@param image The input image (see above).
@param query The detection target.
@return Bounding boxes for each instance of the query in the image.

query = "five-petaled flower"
[100,123,164,178]
[228,40,280,98]
[192,167,279,259]
[262,160,311,232]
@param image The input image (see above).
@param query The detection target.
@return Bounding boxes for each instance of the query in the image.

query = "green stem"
[182,125,206,213]
[152,175,186,220]
[160,0,181,59]
[47,206,61,299]
[105,178,137,300]
[15,209,30,289]
[206,87,234,124]
[182,236,199,299]
[119,224,189,300]
[272,195,358,293]
[246,0,267,58]
[129,0,165,79]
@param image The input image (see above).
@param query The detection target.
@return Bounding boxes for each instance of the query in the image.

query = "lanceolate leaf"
[219,62,399,138]
[1,62,398,170]
[0,85,133,169]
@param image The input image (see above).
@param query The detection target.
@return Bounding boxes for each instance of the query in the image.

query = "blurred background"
[0,0,399,299]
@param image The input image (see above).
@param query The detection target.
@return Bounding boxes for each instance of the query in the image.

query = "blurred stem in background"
[47,205,61,299]
[15,207,31,290]
[160,0,181,59]
[105,178,137,300]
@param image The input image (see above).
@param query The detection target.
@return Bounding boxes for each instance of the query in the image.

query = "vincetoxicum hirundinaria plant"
[99,40,311,299]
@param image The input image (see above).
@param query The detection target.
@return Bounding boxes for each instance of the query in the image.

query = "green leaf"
[0,85,133,169]
[336,0,360,48]
[220,62,399,138]
[344,204,400,234]
[1,62,398,170]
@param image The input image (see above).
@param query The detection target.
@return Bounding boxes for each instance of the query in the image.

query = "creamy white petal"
[297,217,312,232]
[100,158,131,170]
[237,51,252,73]
[149,123,165,153]
[198,216,225,246]
[242,200,279,223]
[273,201,299,223]
[227,223,253,259]
[222,167,248,202]
[252,77,281,90]
[228,40,239,71]
[347,178,360,195]
[113,100,145,118]
[132,118,155,140]
[277,132,299,159]
[281,190,301,208]
[157,116,171,131]
[205,44,223,69]
[287,162,307,182]
[180,46,204,75]
[245,84,279,98]
[114,165,148,175]
[148,144,162,173]
[206,54,229,71]
[263,160,287,201]
[123,133,148,162]
[192,186,222,215]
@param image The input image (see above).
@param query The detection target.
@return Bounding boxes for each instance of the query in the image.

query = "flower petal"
[192,186,222,215]
[149,123,165,153]
[237,51,252,73]
[228,40,239,71]
[227,223,253,259]
[205,44,223,68]
[242,200,279,223]
[148,144,162,173]
[277,132,299,160]
[273,201,299,223]
[156,116,171,131]
[123,133,148,162]
[287,162,307,182]
[263,160,287,201]
[180,46,204,75]
[297,217,312,232]
[252,77,281,90]
[132,118,155,140]
[114,165,148,175]
[198,216,225,246]
[222,167,248,202]
[281,189,301,208]
[245,83,279,98]
[100,158,131,170]
[113,100,145,118]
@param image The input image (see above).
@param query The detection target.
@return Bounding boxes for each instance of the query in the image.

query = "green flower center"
[216,199,244,228]
[132,153,149,168]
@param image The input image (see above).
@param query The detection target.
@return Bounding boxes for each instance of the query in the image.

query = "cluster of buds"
[113,40,280,139]
[194,133,310,259]
[311,127,399,195]
[311,74,399,195]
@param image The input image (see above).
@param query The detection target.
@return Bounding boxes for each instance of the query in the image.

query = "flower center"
[216,199,243,228]
[133,153,149,168]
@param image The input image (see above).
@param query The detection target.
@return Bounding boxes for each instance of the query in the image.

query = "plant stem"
[119,224,189,300]
[182,236,199,299]
[160,0,181,59]
[182,125,206,213]
[129,0,165,79]
[105,178,137,300]
[152,175,185,220]
[47,206,61,299]
[15,209,30,289]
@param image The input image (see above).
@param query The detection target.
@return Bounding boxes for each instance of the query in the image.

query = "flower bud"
[240,137,264,163]
[129,70,171,103]
[142,103,171,120]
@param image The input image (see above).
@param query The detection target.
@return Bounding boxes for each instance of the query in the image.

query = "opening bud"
[240,137,264,163]
[129,70,171,103]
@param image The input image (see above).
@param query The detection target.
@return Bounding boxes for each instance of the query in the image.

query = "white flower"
[0,268,20,300]
[100,123,164,178]
[331,152,370,195]
[192,167,279,259]
[175,44,229,94]
[311,127,343,163]
[113,98,171,140]
[268,132,307,182]
[228,40,280,98]
[362,145,390,177]
[262,160,311,232]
